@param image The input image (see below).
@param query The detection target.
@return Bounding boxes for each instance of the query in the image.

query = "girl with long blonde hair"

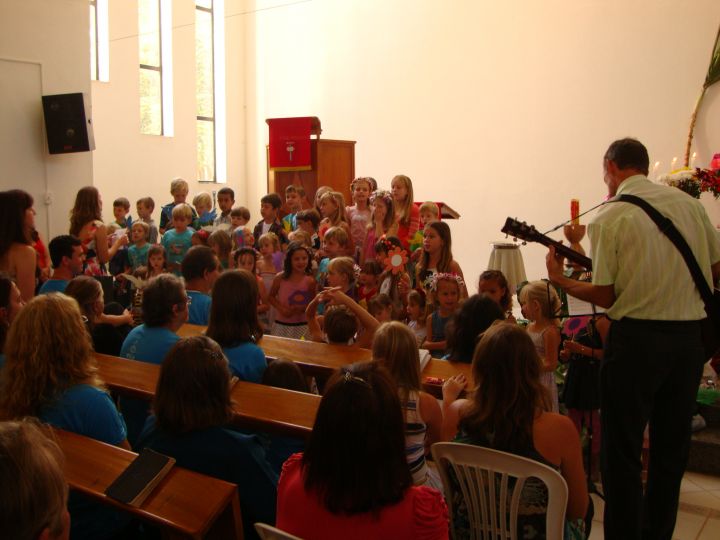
[318,191,353,255]
[373,321,442,489]
[390,175,420,249]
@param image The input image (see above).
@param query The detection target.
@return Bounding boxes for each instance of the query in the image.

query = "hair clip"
[370,190,393,207]
[342,370,370,387]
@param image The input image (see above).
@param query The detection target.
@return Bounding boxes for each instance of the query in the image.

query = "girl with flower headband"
[423,272,463,358]
[346,177,376,261]
[318,191,354,256]
[361,190,397,264]
[415,221,467,299]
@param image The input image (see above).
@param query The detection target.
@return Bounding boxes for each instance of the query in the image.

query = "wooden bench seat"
[55,429,243,539]
[95,353,318,439]
[177,324,473,397]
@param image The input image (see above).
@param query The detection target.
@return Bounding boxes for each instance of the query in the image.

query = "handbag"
[614,194,720,358]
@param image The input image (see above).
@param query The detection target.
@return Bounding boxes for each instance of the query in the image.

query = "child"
[296,208,321,250]
[315,226,349,287]
[288,229,313,250]
[282,185,303,233]
[519,280,562,413]
[406,289,427,347]
[253,193,288,248]
[345,177,374,260]
[128,221,151,271]
[306,287,379,348]
[357,260,382,308]
[111,197,133,229]
[268,243,316,339]
[362,190,397,264]
[317,191,353,255]
[181,246,221,326]
[208,229,233,269]
[313,185,333,216]
[107,223,130,277]
[234,247,271,327]
[206,269,267,382]
[145,244,168,279]
[416,221,467,298]
[373,321,442,489]
[159,178,198,234]
[368,293,393,324]
[192,192,216,229]
[136,197,158,244]
[191,229,209,246]
[423,273,463,358]
[214,187,235,227]
[418,201,441,228]
[444,294,505,363]
[478,269,515,321]
[391,174,420,250]
[231,206,251,239]
[410,201,441,254]
[257,232,284,273]
[326,256,357,299]
[161,203,195,275]
[374,235,411,319]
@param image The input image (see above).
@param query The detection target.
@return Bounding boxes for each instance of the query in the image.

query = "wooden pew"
[178,324,474,396]
[95,353,317,439]
[55,428,243,539]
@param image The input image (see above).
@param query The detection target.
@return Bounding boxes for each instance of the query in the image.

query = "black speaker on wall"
[42,93,95,154]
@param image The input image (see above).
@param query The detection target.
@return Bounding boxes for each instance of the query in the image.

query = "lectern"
[266,117,355,208]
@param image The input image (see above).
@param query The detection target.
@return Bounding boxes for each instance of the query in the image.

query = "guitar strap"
[612,194,720,357]
[612,194,715,308]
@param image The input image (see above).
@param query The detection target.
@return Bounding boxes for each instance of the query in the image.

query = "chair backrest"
[432,442,568,540]
[255,522,304,540]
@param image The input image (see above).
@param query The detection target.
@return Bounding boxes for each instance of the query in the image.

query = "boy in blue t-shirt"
[159,178,198,234]
[181,245,220,326]
[161,203,195,275]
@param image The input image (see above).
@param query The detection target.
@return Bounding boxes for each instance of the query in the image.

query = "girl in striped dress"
[373,321,443,490]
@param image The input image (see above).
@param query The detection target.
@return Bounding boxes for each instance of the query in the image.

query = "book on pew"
[419,349,431,372]
[105,449,176,507]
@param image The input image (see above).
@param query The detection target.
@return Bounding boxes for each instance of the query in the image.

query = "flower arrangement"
[658,167,720,199]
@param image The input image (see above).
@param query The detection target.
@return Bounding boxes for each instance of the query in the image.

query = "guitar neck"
[534,235,593,270]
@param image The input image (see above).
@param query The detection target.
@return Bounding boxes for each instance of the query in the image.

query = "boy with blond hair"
[159,178,198,234]
[192,191,216,229]
[161,203,195,275]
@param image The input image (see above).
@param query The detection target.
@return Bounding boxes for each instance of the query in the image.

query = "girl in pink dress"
[268,243,316,339]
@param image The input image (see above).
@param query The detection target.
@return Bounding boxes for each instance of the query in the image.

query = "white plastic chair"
[432,442,568,540]
[254,522,304,540]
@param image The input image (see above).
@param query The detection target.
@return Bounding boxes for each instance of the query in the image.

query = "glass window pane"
[140,68,162,135]
[195,9,214,118]
[197,119,215,181]
[196,0,213,9]
[90,4,97,80]
[139,0,160,67]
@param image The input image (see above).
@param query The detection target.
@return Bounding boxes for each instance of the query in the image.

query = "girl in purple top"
[269,243,316,340]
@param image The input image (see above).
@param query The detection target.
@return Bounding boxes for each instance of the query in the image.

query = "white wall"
[91,0,247,222]
[0,0,92,240]
[244,0,720,285]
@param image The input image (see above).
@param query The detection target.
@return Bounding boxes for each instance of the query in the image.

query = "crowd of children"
[0,176,603,539]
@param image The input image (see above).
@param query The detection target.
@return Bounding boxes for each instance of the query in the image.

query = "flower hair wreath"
[428,272,465,292]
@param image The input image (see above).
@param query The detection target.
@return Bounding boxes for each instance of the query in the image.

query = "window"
[89,0,109,81]
[139,0,173,135]
[195,0,226,182]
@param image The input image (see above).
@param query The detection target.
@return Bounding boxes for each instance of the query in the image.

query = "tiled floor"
[588,471,720,540]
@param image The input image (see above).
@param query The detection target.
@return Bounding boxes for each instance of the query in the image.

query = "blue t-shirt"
[161,228,194,273]
[39,384,127,445]
[120,325,180,445]
[128,243,151,270]
[40,385,129,539]
[187,290,212,326]
[316,257,330,286]
[223,342,267,382]
[120,324,180,365]
[38,279,69,295]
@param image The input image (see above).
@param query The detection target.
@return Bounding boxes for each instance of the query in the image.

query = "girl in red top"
[391,175,420,250]
[276,362,449,540]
